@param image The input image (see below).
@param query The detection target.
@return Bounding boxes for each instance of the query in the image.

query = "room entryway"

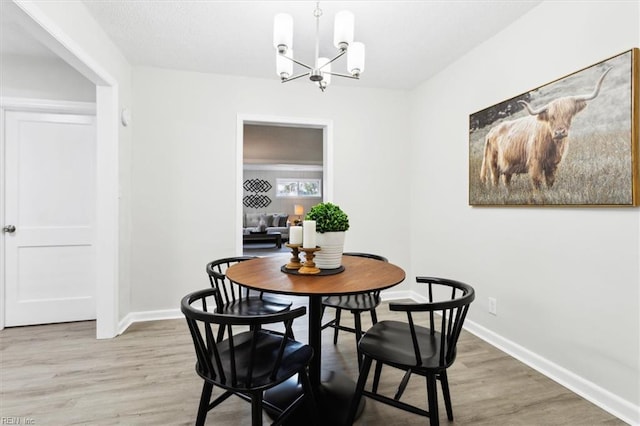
[1,0,120,337]
[238,115,333,257]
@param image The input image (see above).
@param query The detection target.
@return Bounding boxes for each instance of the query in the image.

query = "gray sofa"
[243,212,290,239]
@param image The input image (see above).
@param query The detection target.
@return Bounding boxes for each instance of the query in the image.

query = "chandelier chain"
[313,2,322,18]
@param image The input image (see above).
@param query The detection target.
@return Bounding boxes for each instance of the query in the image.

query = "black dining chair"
[181,288,317,426]
[320,252,388,367]
[346,276,475,426]
[207,256,293,342]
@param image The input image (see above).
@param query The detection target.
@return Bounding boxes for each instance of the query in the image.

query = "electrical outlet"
[488,297,497,316]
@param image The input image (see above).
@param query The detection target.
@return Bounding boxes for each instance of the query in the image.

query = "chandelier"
[273,2,365,92]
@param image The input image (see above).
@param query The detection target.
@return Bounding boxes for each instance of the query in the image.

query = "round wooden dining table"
[226,253,406,425]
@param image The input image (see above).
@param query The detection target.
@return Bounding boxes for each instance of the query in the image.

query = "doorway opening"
[236,115,333,257]
[1,2,120,338]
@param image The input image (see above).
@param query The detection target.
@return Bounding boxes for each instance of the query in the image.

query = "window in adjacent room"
[276,178,322,197]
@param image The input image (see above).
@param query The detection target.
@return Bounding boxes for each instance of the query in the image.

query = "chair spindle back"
[182,288,305,390]
[206,256,258,309]
[390,276,474,369]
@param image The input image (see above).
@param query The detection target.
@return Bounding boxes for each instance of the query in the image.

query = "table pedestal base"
[264,371,365,425]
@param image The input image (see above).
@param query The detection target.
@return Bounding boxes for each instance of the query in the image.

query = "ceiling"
[244,124,323,165]
[1,1,543,91]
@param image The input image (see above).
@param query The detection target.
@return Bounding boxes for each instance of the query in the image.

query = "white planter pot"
[314,231,346,269]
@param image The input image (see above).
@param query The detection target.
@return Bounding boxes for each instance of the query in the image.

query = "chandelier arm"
[291,58,313,70]
[279,53,314,71]
[324,71,360,80]
[318,49,347,71]
[282,72,311,83]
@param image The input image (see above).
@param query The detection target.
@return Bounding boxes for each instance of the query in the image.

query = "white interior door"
[3,111,96,326]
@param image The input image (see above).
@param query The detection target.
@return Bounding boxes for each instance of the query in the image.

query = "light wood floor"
[0,301,624,425]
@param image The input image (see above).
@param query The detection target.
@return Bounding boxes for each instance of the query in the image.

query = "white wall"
[130,68,411,312]
[409,1,639,422]
[0,54,95,101]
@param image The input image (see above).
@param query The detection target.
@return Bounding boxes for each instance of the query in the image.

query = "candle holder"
[298,247,321,274]
[285,243,302,270]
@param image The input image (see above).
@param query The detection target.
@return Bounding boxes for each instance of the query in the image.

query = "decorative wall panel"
[243,179,272,193]
[243,178,272,208]
[243,194,272,208]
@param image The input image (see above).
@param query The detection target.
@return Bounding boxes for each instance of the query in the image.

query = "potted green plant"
[305,202,349,269]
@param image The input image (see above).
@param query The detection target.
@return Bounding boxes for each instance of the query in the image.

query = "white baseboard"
[379,289,415,301]
[118,309,182,335]
[402,290,638,424]
[118,290,639,425]
[463,318,639,425]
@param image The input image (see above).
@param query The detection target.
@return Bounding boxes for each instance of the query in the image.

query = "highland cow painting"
[469,49,638,206]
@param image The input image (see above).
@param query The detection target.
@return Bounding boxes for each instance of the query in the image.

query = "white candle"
[303,220,316,248]
[289,226,303,245]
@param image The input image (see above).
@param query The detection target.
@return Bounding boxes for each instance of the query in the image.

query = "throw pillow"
[277,214,288,227]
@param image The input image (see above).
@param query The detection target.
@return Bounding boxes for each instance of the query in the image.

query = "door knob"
[3,225,16,233]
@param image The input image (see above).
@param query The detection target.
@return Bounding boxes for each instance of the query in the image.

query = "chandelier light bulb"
[273,13,293,53]
[333,10,354,50]
[348,41,365,76]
